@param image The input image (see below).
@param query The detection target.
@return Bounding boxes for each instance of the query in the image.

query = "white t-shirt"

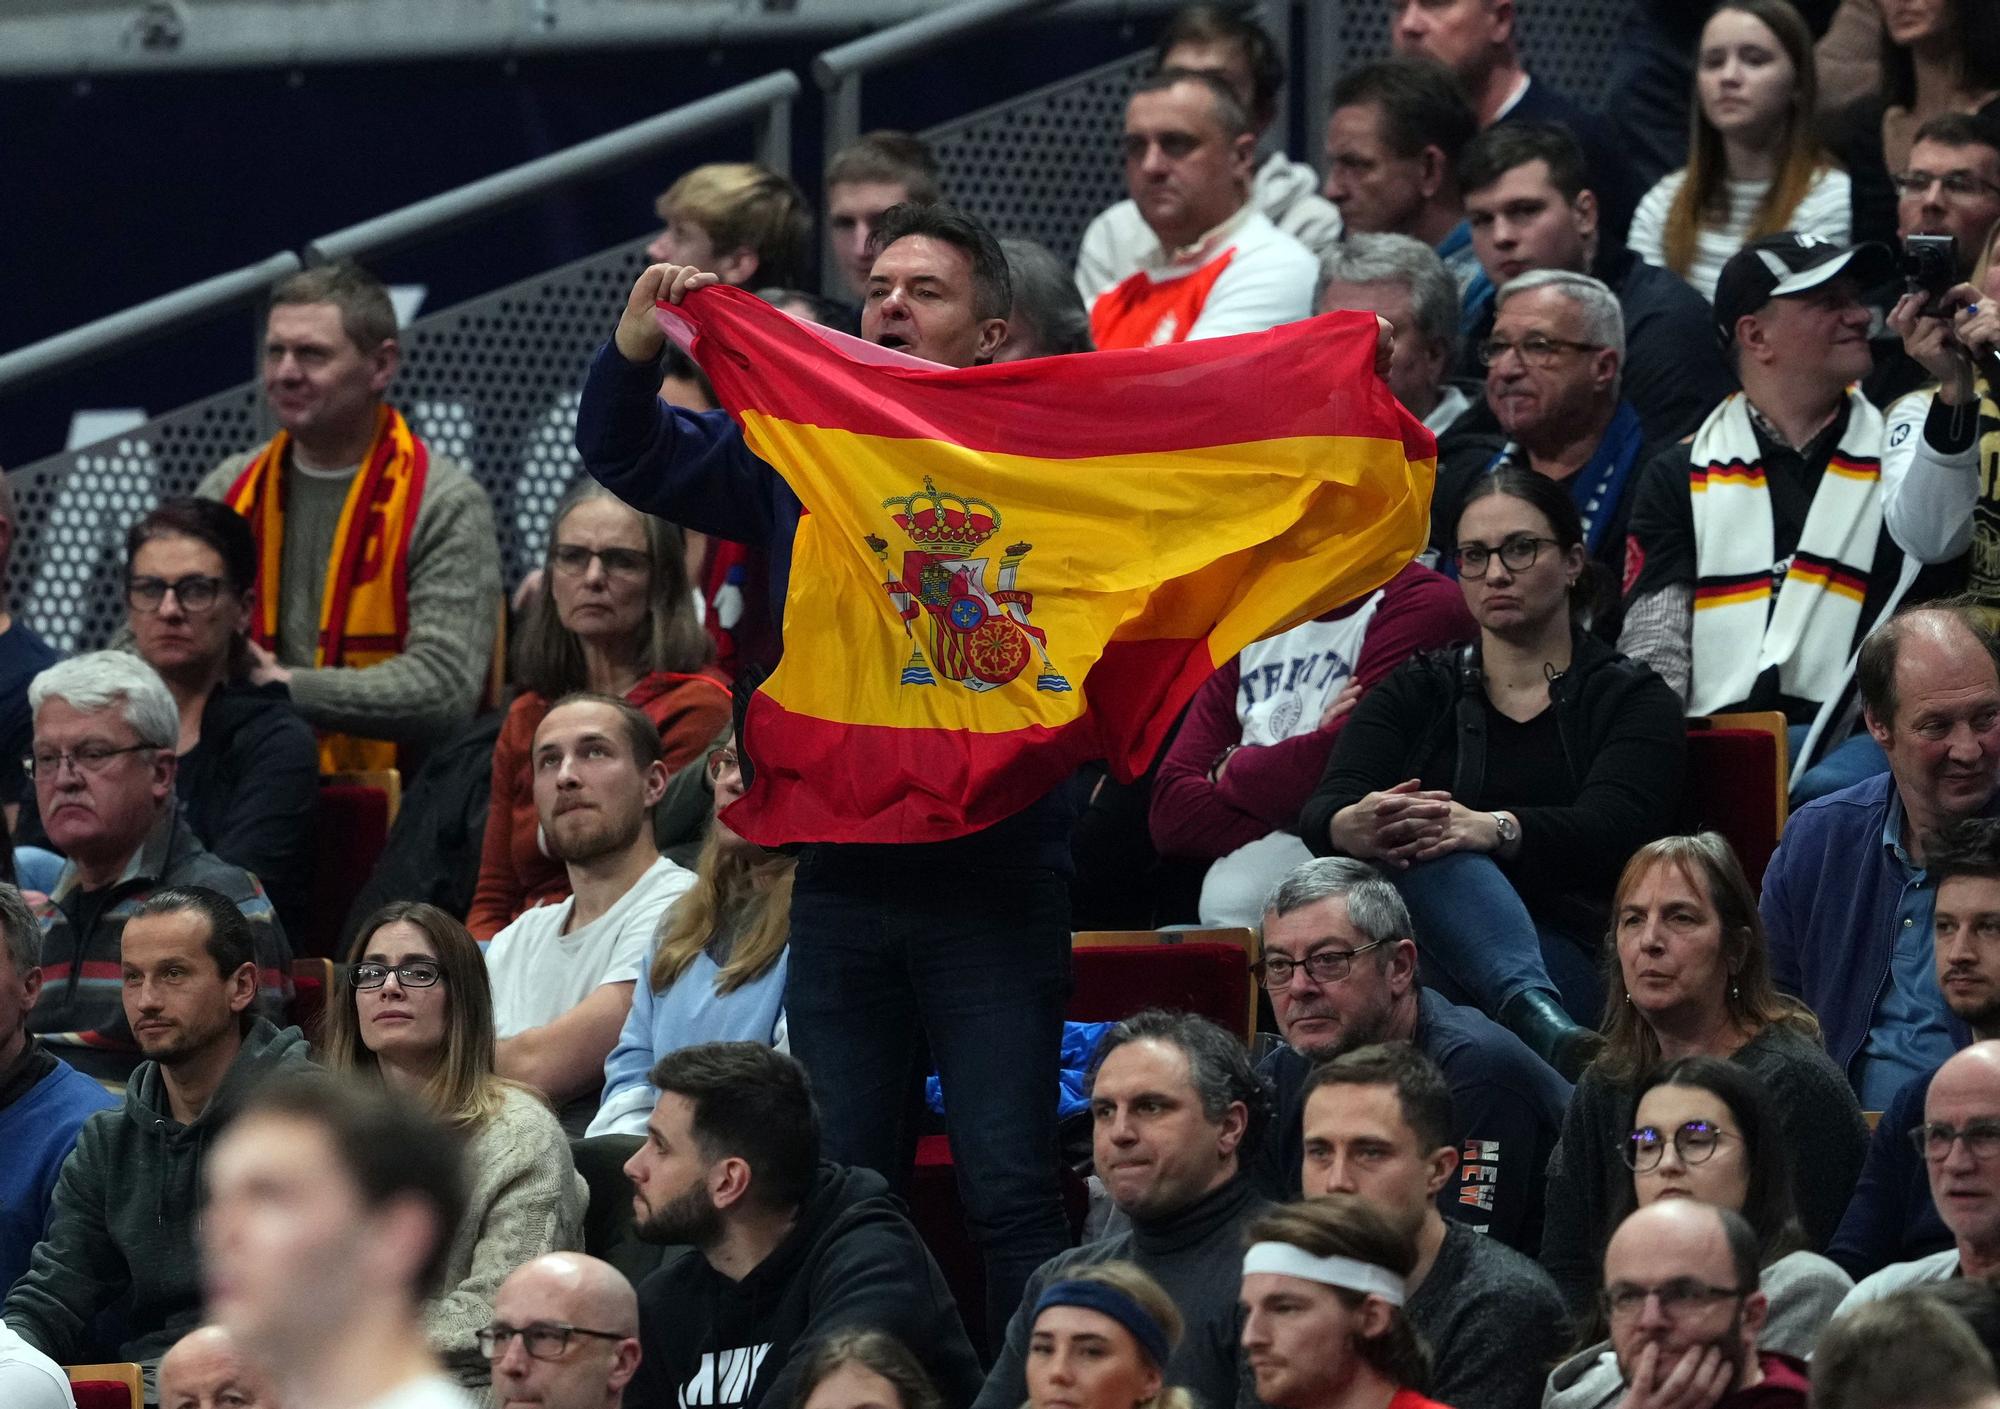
[486,855,696,1037]
[355,1373,480,1409]
[1832,1246,1961,1318]
[0,1326,74,1409]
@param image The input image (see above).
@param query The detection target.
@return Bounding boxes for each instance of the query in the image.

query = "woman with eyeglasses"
[467,480,731,939]
[1628,0,1850,302]
[1302,467,1684,1079]
[1025,1263,1194,1409]
[1824,0,2000,248]
[326,900,588,1390]
[1544,1055,1852,1408]
[1538,833,1867,1319]
[587,733,791,1137]
[15,498,318,925]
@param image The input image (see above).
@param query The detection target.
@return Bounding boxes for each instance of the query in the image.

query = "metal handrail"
[0,251,303,398]
[308,70,803,264]
[813,0,1072,294]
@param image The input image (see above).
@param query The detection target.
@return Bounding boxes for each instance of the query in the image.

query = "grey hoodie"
[1,1018,315,1365]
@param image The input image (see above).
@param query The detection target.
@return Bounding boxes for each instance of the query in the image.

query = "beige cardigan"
[425,1082,588,1391]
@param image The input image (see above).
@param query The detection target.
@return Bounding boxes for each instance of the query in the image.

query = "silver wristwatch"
[1491,812,1520,845]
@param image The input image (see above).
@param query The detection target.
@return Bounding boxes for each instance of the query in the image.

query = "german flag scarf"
[1687,388,1882,717]
[226,404,429,772]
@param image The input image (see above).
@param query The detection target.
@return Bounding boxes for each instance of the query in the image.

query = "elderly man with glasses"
[1248,855,1571,1255]
[1427,270,1653,590]
[483,1253,642,1409]
[19,652,289,1084]
[1839,1041,2000,1307]
[1596,1201,1808,1409]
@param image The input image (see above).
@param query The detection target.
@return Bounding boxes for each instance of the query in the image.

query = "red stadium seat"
[289,957,337,1049]
[304,782,391,959]
[65,1363,141,1409]
[1681,722,1787,887]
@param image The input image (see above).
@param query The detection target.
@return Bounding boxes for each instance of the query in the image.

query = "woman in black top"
[1300,468,1684,1078]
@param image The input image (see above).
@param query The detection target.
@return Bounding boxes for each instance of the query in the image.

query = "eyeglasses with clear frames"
[1892,170,2000,201]
[25,743,158,780]
[1252,939,1389,990]
[1909,1120,2000,1163]
[1600,1279,1750,1322]
[707,749,742,784]
[476,1321,626,1361]
[350,960,445,990]
[549,544,651,580]
[1476,334,1605,368]
[1623,1118,1740,1172]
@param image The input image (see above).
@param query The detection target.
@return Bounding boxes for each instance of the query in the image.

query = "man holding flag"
[575,200,1426,1341]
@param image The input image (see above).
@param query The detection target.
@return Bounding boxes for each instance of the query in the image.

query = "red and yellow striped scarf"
[226,404,429,773]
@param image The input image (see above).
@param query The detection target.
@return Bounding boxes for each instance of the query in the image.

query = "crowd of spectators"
[13,2,2000,1408]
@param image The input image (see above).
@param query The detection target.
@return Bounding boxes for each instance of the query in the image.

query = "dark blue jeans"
[785,856,1072,1345]
[1391,852,1605,1025]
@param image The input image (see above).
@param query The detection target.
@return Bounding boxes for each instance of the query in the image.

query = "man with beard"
[488,695,696,1125]
[1598,1202,1807,1409]
[1840,1042,2000,1306]
[1833,816,2000,1277]
[1249,857,1570,1254]
[976,1010,1268,1409]
[619,1042,981,1409]
[2,887,313,1384]
[1300,1044,1567,1409]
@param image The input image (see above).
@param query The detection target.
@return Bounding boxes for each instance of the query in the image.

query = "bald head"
[160,1325,279,1409]
[1924,1041,2000,1265]
[1603,1201,1764,1389]
[492,1254,641,1409]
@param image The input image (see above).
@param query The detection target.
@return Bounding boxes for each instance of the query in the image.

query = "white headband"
[1242,1242,1407,1306]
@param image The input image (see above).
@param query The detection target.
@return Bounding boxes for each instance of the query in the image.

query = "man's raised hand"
[615,263,723,364]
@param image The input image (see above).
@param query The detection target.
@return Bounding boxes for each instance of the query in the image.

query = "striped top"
[1629,166,1853,302]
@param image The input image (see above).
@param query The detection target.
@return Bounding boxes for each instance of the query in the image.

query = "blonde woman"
[1628,0,1850,300]
[1026,1263,1194,1409]
[587,735,792,1137]
[325,901,588,1390]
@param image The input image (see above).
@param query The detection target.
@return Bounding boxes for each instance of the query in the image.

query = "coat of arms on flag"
[866,476,1071,694]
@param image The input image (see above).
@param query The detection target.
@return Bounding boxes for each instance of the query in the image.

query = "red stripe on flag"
[723,635,1221,845]
[670,287,1430,463]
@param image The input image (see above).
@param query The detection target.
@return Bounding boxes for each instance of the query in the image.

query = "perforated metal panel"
[924,52,1153,267]
[7,240,649,654]
[1332,0,1635,110]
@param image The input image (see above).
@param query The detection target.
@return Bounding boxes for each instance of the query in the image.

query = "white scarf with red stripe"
[1687,389,1884,717]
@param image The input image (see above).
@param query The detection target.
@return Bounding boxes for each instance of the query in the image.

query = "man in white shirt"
[0,1322,73,1409]
[1075,3,1339,299]
[490,694,695,1122]
[201,1075,475,1409]
[1084,68,1317,351]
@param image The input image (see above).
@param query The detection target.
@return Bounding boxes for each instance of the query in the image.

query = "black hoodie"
[630,1163,981,1409]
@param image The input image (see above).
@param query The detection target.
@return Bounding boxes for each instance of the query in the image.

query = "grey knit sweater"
[1408,1220,1570,1409]
[198,437,501,750]
[427,1083,588,1391]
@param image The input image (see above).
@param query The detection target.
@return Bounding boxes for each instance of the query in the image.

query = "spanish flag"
[662,287,1435,846]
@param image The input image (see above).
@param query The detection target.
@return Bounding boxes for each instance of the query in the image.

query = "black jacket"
[18,680,317,933]
[629,1163,983,1409]
[1301,631,1684,927]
